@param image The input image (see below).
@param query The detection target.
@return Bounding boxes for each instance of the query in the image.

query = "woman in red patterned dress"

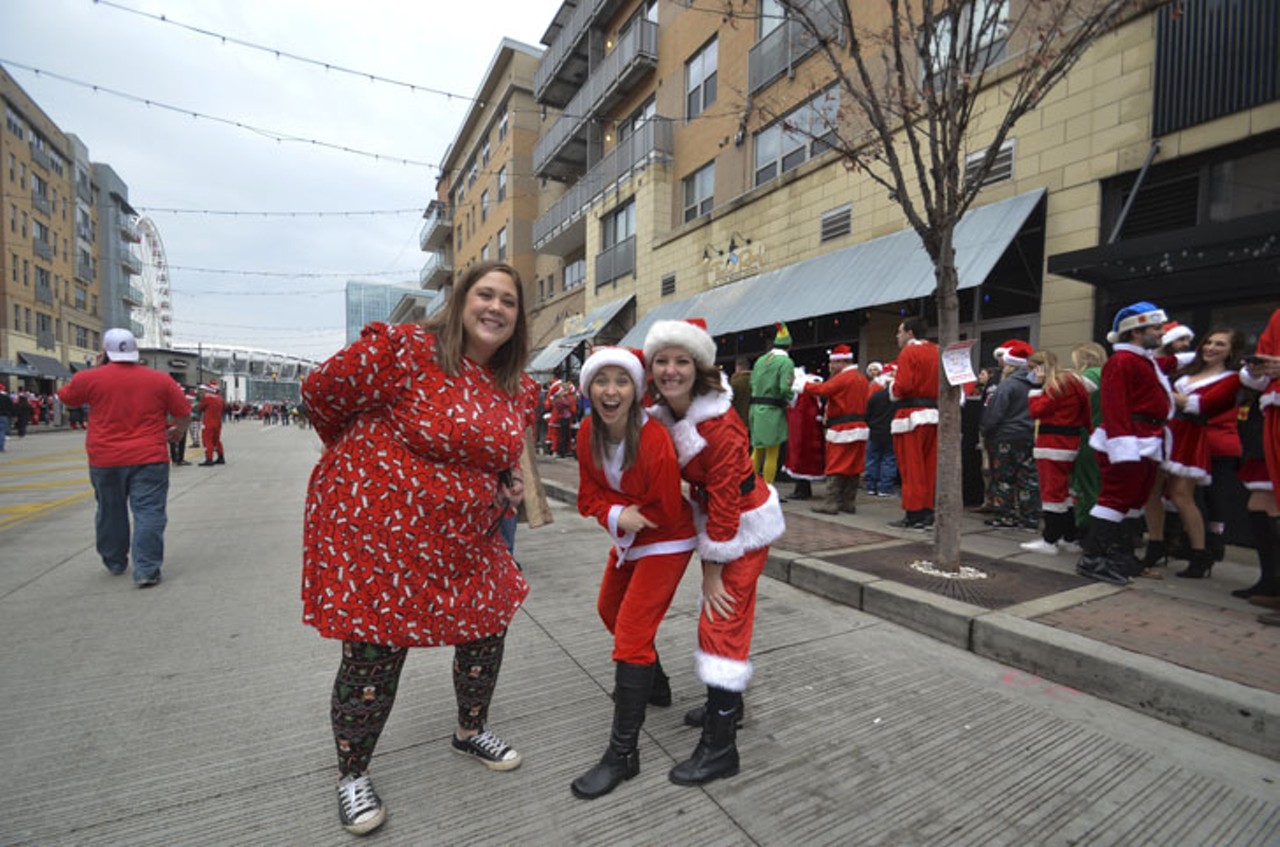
[644,318,786,787]
[302,262,536,836]
[570,346,697,799]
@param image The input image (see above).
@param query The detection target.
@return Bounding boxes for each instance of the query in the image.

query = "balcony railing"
[419,203,452,252]
[29,141,51,172]
[35,283,55,306]
[124,285,145,306]
[595,235,635,288]
[76,179,91,203]
[534,19,658,179]
[120,217,141,243]
[419,251,453,290]
[31,191,51,217]
[534,117,672,253]
[534,0,628,105]
[747,0,843,95]
[32,237,53,261]
[130,318,145,339]
[75,259,93,283]
[122,251,142,275]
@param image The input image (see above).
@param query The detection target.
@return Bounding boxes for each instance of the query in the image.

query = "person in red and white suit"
[1240,309,1280,616]
[803,344,870,515]
[1021,350,1092,555]
[571,346,697,800]
[888,317,939,530]
[644,317,786,788]
[782,370,825,501]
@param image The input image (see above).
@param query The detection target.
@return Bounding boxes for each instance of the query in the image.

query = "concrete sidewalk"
[536,456,1280,760]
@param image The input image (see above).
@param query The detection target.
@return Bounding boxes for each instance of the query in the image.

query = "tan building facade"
[2,67,104,391]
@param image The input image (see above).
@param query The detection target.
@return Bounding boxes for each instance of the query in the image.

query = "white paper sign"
[943,340,978,386]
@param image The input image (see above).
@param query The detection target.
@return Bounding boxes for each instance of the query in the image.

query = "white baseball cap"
[103,328,140,362]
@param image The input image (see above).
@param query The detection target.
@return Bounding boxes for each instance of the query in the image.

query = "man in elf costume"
[748,322,795,487]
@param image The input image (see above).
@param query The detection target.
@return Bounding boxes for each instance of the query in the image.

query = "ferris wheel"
[134,216,173,348]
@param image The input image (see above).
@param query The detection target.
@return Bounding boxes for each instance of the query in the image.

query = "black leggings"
[331,631,507,777]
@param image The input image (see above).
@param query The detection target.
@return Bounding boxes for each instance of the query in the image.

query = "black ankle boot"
[791,479,813,500]
[1175,548,1214,579]
[1140,539,1168,569]
[682,699,746,729]
[572,662,653,799]
[1232,512,1279,598]
[1206,532,1225,563]
[670,687,741,786]
[1076,520,1130,586]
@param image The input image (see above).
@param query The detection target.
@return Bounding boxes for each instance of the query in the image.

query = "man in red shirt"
[59,328,191,587]
[196,382,227,466]
[888,317,940,530]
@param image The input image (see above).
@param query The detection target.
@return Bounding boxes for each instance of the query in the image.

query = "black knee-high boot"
[572,662,653,799]
[1232,512,1280,599]
[1076,519,1129,586]
[669,686,741,786]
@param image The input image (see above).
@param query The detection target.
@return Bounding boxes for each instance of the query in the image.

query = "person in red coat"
[570,346,697,799]
[302,262,536,836]
[1022,351,1091,554]
[783,369,825,501]
[644,317,786,787]
[1240,309,1280,615]
[888,317,939,529]
[1077,301,1183,585]
[803,344,870,514]
[195,382,226,466]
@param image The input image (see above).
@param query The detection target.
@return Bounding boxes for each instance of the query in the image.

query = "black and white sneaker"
[337,773,386,835]
[451,728,523,771]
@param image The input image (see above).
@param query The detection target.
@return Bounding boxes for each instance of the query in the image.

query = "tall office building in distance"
[345,280,417,343]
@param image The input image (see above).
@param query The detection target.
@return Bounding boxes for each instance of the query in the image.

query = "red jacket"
[889,340,939,434]
[1028,373,1092,462]
[1089,344,1181,463]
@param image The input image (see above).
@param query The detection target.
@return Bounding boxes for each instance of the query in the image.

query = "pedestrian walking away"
[570,346,697,800]
[644,317,786,787]
[57,328,191,587]
[300,262,537,836]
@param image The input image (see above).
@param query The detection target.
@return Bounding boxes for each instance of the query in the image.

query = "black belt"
[1131,413,1165,426]
[692,474,756,503]
[1175,412,1209,426]
[827,413,866,426]
[1038,423,1081,436]
[750,396,787,408]
[898,398,937,409]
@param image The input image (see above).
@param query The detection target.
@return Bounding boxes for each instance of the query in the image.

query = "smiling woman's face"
[461,271,518,364]
[589,365,636,436]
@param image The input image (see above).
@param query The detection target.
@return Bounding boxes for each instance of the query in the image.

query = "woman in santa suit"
[1152,328,1246,578]
[570,346,697,800]
[1021,350,1092,555]
[643,318,786,787]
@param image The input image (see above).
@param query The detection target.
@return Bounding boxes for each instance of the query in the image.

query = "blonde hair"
[1071,341,1107,372]
[421,261,529,394]
[1028,350,1072,399]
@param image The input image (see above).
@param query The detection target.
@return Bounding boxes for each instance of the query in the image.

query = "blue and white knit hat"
[1107,301,1167,344]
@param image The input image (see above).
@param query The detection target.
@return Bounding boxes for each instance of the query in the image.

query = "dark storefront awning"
[527,294,635,375]
[0,358,40,378]
[18,352,73,380]
[619,189,1046,349]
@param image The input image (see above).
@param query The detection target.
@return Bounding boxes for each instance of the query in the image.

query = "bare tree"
[727,0,1157,570]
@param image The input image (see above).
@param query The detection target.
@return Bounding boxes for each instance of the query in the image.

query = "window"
[481,190,490,222]
[497,166,507,202]
[820,204,852,242]
[76,324,89,349]
[753,86,841,186]
[760,0,785,38]
[686,37,718,118]
[661,274,676,297]
[963,139,1015,191]
[602,200,636,249]
[922,0,1009,84]
[481,243,490,262]
[564,258,586,290]
[481,139,490,166]
[467,162,478,188]
[9,253,15,282]
[497,227,507,261]
[498,107,509,141]
[618,97,656,143]
[683,161,716,222]
[12,304,19,330]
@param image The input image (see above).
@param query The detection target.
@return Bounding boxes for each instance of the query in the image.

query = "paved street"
[1,425,1278,846]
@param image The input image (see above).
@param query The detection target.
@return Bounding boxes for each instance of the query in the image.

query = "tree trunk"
[932,225,963,571]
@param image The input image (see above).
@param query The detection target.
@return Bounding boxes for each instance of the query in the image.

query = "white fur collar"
[646,374,732,466]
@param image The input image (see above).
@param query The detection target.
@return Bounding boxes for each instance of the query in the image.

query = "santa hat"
[998,340,1034,368]
[773,321,792,348]
[579,346,645,394]
[1107,301,1167,344]
[644,318,717,368]
[1161,321,1193,348]
[828,344,854,362]
[201,382,220,393]
[866,361,883,375]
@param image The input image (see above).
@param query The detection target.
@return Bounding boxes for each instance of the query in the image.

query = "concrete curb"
[543,477,1280,760]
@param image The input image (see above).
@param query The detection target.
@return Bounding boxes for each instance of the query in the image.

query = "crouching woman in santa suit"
[571,346,697,800]
[643,318,786,786]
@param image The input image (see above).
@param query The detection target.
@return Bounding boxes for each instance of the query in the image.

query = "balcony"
[32,237,53,261]
[419,251,453,290]
[35,283,55,306]
[535,0,630,107]
[534,18,658,180]
[130,318,145,339]
[31,191,51,217]
[122,251,142,276]
[76,178,92,204]
[28,141,51,172]
[120,217,141,243]
[595,234,635,288]
[534,117,672,255]
[419,202,452,252]
[747,0,843,95]
[37,330,57,351]
[75,258,93,283]
[124,285,145,306]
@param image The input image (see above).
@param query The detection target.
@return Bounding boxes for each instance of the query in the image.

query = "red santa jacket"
[576,414,697,562]
[1027,373,1092,462]
[1166,370,1243,481]
[1088,343,1182,463]
[1242,308,1280,412]
[647,375,786,563]
[889,340,939,434]
[804,365,870,444]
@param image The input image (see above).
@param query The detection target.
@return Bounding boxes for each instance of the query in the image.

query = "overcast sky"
[1,0,559,361]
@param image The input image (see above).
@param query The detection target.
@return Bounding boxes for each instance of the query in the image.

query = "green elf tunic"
[749,348,795,450]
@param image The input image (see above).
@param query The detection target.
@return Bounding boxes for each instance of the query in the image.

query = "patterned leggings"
[989,438,1041,525]
[331,631,507,777]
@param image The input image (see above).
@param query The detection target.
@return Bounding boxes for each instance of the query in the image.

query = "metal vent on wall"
[964,140,1015,191]
[661,274,676,297]
[820,204,852,243]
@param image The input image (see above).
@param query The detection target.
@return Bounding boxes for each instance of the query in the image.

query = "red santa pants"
[598,548,693,665]
[1035,458,1074,512]
[1092,455,1159,522]
[203,424,223,461]
[893,425,937,511]
[1266,407,1280,490]
[696,545,769,693]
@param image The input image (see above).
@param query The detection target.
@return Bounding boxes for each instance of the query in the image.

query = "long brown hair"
[587,373,644,473]
[422,261,529,394]
[1183,327,1245,377]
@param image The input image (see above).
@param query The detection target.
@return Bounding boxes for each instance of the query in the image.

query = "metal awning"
[0,358,40,377]
[18,352,73,380]
[527,294,635,374]
[619,189,1046,349]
